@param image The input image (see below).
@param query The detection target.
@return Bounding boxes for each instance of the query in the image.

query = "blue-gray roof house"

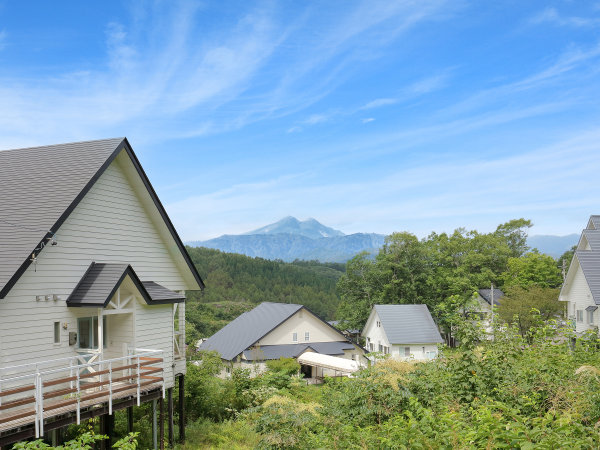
[197,302,366,372]
[362,304,443,360]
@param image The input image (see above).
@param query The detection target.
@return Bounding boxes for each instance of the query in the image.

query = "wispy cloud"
[362,118,375,124]
[361,98,398,110]
[530,7,600,27]
[0,1,454,148]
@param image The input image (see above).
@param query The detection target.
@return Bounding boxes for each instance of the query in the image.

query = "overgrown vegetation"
[186,319,600,449]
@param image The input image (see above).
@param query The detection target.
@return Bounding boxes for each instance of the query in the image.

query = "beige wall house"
[0,138,203,447]
[362,304,443,361]
[559,215,600,334]
[198,302,368,379]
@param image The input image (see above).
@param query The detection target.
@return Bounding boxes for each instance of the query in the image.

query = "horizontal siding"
[0,156,186,382]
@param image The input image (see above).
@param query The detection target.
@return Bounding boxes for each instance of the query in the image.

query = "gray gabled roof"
[198,302,304,360]
[575,251,600,305]
[582,230,600,251]
[588,216,600,230]
[66,262,184,307]
[478,288,504,306]
[0,138,203,298]
[372,304,443,344]
[242,341,355,361]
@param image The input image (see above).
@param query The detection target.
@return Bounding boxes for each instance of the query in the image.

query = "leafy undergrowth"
[187,320,600,449]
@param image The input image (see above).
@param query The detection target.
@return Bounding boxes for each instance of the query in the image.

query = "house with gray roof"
[0,138,202,445]
[198,302,367,377]
[560,215,600,334]
[362,304,443,361]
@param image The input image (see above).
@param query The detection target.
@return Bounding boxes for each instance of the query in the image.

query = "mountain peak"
[245,216,345,239]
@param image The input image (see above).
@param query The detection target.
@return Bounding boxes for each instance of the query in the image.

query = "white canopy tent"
[297,352,362,375]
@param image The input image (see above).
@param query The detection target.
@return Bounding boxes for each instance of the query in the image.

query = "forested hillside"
[184,247,345,341]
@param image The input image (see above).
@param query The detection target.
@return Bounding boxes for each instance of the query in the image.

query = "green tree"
[497,286,564,337]
[502,251,563,289]
[494,218,533,257]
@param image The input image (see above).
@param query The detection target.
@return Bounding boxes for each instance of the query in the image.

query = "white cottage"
[0,138,203,447]
[198,302,368,379]
[559,215,600,334]
[362,304,443,361]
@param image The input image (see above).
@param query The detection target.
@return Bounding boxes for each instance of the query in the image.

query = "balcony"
[0,349,164,439]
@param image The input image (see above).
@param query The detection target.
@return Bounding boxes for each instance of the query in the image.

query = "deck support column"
[178,374,185,443]
[159,395,165,450]
[152,399,158,450]
[167,388,174,447]
[127,406,134,433]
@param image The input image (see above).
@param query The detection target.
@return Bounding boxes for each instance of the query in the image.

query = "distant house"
[198,302,367,378]
[465,288,504,338]
[559,215,600,334]
[362,304,443,361]
[327,320,361,343]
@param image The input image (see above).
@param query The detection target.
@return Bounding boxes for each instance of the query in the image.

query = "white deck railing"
[0,349,164,438]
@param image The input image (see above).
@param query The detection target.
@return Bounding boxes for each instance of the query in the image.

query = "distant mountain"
[245,216,345,239]
[527,234,579,258]
[187,217,385,263]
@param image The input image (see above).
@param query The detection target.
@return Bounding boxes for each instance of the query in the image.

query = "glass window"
[305,331,310,342]
[404,347,411,357]
[292,332,297,342]
[53,322,60,344]
[587,310,594,324]
[78,316,107,348]
[577,310,584,323]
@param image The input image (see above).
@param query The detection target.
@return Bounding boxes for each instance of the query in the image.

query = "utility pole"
[490,283,494,340]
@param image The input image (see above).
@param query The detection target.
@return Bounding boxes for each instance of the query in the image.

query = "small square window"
[53,322,60,344]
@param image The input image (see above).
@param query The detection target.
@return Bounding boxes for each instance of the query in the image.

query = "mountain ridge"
[187,217,580,262]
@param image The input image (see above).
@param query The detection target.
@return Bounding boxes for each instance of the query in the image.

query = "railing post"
[136,356,141,406]
[76,370,81,425]
[70,358,74,390]
[34,373,40,438]
[108,361,113,415]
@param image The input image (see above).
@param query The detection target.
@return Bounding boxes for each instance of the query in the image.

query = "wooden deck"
[0,353,164,438]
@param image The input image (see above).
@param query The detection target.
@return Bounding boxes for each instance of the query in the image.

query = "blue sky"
[1,1,599,240]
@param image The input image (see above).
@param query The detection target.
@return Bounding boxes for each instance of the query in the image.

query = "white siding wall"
[362,311,390,352]
[259,310,345,345]
[563,262,596,333]
[0,154,186,388]
[389,344,438,361]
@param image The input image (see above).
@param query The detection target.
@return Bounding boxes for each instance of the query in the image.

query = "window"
[369,343,374,351]
[78,316,107,349]
[305,331,310,342]
[53,322,60,344]
[404,347,410,357]
[588,309,595,324]
[577,310,584,323]
[376,321,381,327]
[292,332,298,342]
[378,343,383,352]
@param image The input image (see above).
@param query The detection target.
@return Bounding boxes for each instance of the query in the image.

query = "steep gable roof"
[574,251,600,305]
[370,304,443,344]
[588,216,600,230]
[0,138,203,298]
[67,262,184,307]
[198,302,303,360]
[478,288,504,306]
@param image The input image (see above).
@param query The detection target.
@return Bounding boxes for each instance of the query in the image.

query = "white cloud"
[362,118,375,123]
[361,98,398,110]
[530,7,600,27]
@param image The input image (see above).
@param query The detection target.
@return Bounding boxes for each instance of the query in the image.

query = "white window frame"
[587,309,595,325]
[292,332,298,342]
[305,331,310,342]
[53,322,60,344]
[577,310,584,323]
